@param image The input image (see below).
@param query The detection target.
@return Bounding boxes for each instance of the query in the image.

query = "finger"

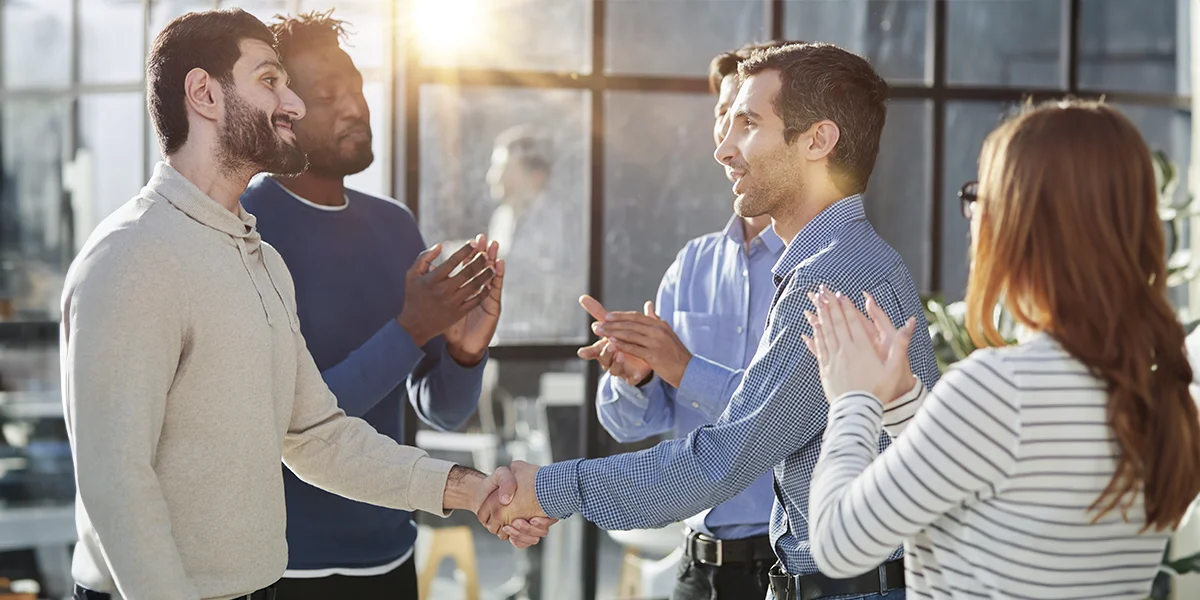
[577,338,606,360]
[450,252,492,289]
[595,320,659,338]
[607,338,653,360]
[800,334,819,359]
[864,293,897,337]
[492,466,516,505]
[599,326,658,349]
[819,286,852,345]
[601,311,661,326]
[805,310,830,359]
[487,239,500,264]
[887,318,916,365]
[430,241,477,280]
[579,295,609,322]
[839,295,873,346]
[453,264,496,304]
[410,244,443,278]
[509,518,551,537]
[644,301,658,319]
[597,340,617,370]
[504,525,541,549]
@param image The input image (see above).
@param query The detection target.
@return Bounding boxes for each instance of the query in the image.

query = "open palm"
[445,237,504,363]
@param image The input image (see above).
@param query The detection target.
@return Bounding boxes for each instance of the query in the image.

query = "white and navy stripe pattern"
[810,334,1170,599]
[535,195,941,575]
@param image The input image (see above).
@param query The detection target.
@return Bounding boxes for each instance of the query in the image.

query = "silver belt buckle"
[714,538,724,566]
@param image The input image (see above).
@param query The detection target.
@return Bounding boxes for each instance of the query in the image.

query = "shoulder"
[347,189,419,228]
[66,198,186,303]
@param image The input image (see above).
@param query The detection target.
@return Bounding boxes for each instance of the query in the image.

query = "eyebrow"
[733,107,762,121]
[253,59,289,84]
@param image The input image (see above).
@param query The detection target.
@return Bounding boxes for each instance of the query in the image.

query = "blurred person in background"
[576,40,794,600]
[803,100,1200,600]
[486,125,586,343]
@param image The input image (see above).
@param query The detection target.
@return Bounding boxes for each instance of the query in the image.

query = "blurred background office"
[0,1,1195,599]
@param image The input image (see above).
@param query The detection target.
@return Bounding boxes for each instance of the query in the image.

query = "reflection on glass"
[81,0,146,84]
[413,0,590,73]
[947,0,1062,88]
[76,94,146,246]
[3,0,73,89]
[869,100,931,292]
[1,101,71,320]
[603,91,732,313]
[1080,0,1189,95]
[605,1,764,77]
[419,85,589,344]
[149,0,216,41]
[941,102,1016,301]
[343,80,391,198]
[786,0,926,83]
[297,0,390,72]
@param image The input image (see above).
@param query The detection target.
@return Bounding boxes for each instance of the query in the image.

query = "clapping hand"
[444,234,504,365]
[800,286,917,403]
[576,296,653,386]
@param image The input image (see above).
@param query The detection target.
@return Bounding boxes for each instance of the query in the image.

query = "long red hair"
[966,100,1200,530]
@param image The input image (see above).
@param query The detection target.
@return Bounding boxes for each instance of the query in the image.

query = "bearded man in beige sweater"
[60,9,541,600]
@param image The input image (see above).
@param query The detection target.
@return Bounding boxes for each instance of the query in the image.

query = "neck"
[740,215,771,247]
[166,142,254,214]
[770,183,853,244]
[274,170,346,207]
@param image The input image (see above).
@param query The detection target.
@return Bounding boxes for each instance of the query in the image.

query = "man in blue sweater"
[240,11,538,598]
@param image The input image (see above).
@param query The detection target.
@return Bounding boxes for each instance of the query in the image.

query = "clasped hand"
[474,460,552,546]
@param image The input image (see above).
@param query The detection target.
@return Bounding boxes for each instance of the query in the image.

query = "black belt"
[683,529,777,566]
[74,583,277,600]
[769,560,904,600]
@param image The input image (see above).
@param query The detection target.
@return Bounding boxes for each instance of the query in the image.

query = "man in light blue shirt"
[578,40,789,600]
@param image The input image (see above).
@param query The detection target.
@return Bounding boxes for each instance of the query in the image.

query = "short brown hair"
[707,40,797,94]
[739,43,888,194]
[146,9,276,155]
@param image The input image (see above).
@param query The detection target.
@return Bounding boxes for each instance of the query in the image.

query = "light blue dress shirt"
[596,214,784,540]
[537,196,941,575]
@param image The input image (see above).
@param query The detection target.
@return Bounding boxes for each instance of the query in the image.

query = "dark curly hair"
[268,9,351,63]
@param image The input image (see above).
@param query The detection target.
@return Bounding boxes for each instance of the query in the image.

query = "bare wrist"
[443,465,486,512]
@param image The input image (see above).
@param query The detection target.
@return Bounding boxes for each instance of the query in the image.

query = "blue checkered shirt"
[535,195,941,574]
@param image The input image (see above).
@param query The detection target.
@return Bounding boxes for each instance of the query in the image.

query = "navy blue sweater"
[241,176,484,570]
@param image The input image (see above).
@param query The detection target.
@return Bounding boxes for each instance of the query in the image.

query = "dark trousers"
[274,558,417,600]
[670,557,773,600]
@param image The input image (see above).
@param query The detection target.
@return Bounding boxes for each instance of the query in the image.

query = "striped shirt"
[810,334,1170,600]
[536,195,941,574]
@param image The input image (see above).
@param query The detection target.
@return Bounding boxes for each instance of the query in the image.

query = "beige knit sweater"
[60,163,456,600]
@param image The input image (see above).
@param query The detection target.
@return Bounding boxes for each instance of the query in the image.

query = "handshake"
[447,461,555,548]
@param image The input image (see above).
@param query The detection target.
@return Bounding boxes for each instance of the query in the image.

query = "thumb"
[411,244,442,279]
[886,318,916,370]
[644,300,658,319]
[492,466,516,505]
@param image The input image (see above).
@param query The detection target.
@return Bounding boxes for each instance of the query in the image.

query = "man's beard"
[216,89,308,176]
[297,124,374,178]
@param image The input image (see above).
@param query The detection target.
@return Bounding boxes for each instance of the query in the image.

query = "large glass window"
[0,1,1193,598]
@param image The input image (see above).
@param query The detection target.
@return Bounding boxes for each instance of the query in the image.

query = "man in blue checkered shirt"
[484,43,940,600]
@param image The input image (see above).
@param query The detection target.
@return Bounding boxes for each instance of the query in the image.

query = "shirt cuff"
[379,317,426,360]
[830,392,884,423]
[408,456,457,518]
[535,458,585,519]
[676,355,730,420]
[882,377,925,429]
[606,374,656,409]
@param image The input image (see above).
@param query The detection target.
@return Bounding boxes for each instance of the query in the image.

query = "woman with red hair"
[802,99,1200,599]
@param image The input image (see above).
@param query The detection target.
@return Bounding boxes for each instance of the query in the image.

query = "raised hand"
[800,287,916,403]
[592,301,692,388]
[576,295,652,386]
[397,241,495,347]
[444,234,504,365]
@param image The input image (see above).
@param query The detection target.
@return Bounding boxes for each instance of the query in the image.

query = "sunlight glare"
[413,0,482,56]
